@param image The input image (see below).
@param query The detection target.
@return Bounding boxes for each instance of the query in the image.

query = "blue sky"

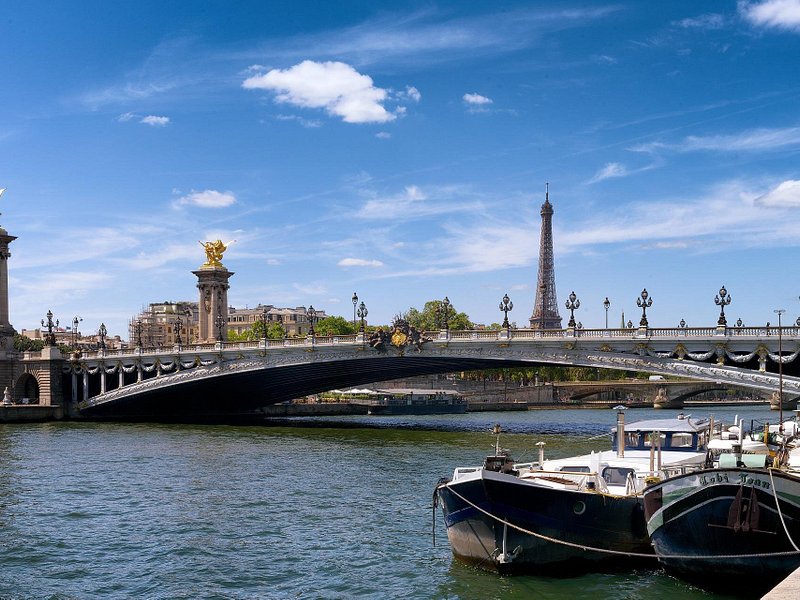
[2,0,800,338]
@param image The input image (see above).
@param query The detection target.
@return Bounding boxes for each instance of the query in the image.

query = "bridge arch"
[71,328,800,419]
[14,373,40,404]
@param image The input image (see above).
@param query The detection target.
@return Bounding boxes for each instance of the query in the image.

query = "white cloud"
[117,112,135,122]
[401,86,421,102]
[431,223,536,273]
[588,162,629,184]
[463,93,493,105]
[140,115,170,126]
[632,126,800,154]
[337,258,385,268]
[754,179,800,207]
[375,132,391,140]
[275,114,322,128]
[557,180,800,254]
[357,184,483,221]
[677,13,727,29]
[739,0,800,32]
[242,60,397,124]
[174,190,236,209]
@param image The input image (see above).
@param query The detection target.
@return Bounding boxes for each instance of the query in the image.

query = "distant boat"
[643,417,800,595]
[434,413,714,574]
[330,387,467,415]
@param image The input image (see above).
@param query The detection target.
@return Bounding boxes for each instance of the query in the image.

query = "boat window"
[558,466,590,473]
[625,432,640,447]
[643,433,667,448]
[602,466,635,485]
[670,433,695,448]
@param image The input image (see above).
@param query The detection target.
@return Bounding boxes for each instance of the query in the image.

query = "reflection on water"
[0,406,775,599]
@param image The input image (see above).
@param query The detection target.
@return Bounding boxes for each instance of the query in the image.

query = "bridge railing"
[70,324,800,361]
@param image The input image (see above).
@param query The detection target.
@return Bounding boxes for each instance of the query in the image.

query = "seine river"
[0,406,779,599]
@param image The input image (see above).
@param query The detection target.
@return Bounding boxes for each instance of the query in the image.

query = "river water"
[0,405,781,599]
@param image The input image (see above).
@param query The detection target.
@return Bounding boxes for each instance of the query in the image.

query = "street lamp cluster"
[436,297,451,331]
[52,284,800,352]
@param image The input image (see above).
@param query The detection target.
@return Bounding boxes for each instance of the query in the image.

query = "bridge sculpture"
[57,322,800,419]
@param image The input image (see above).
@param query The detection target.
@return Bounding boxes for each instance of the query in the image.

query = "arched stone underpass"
[80,356,536,420]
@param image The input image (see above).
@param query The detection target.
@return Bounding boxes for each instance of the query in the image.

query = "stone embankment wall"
[374,375,557,405]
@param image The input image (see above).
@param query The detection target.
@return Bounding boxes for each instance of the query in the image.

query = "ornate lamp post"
[173,318,184,348]
[603,297,610,329]
[184,309,193,344]
[135,319,144,348]
[565,291,580,328]
[736,318,743,328]
[679,318,686,329]
[636,288,653,327]
[715,285,731,326]
[351,292,358,329]
[357,301,368,332]
[215,314,226,342]
[72,315,82,349]
[436,296,450,331]
[306,305,316,336]
[775,308,785,431]
[499,293,513,328]
[41,310,58,347]
[260,306,269,346]
[98,323,107,350]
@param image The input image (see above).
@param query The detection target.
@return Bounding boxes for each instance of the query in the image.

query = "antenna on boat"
[775,309,785,434]
[492,423,502,455]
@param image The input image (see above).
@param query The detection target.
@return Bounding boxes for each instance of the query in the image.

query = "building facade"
[129,302,326,345]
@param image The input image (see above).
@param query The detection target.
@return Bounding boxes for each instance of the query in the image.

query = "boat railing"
[518,469,609,493]
[453,467,481,480]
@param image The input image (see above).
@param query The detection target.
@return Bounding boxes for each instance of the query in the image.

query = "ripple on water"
[0,412,765,599]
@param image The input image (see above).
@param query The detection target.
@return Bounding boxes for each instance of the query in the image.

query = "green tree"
[228,320,287,341]
[314,315,356,336]
[13,334,44,352]
[405,300,473,331]
[250,319,287,340]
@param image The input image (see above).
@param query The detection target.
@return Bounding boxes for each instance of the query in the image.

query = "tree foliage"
[13,334,44,352]
[405,300,473,331]
[314,315,356,336]
[228,320,287,341]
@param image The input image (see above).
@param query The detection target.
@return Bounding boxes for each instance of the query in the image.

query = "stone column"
[193,266,234,343]
[0,228,17,393]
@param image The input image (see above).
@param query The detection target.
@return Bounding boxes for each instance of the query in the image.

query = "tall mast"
[529,183,562,329]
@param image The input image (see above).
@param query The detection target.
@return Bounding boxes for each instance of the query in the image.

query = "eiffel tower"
[529,184,562,329]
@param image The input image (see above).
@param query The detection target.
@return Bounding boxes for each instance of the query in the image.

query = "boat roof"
[615,417,708,434]
[543,449,706,469]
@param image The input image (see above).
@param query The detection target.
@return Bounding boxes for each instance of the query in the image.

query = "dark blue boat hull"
[644,468,800,595]
[436,471,652,574]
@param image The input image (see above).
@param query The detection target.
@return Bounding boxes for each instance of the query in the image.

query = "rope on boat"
[440,483,800,561]
[769,467,800,552]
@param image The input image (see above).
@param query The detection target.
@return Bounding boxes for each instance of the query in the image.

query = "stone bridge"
[552,379,763,409]
[46,324,800,419]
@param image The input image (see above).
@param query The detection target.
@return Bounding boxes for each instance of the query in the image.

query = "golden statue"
[199,239,234,268]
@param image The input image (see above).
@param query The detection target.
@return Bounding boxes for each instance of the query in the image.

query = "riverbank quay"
[763,566,800,599]
[261,400,526,417]
[0,404,62,422]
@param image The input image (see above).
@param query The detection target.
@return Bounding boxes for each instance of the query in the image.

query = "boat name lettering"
[699,472,728,485]
[737,473,770,489]
[698,472,770,489]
